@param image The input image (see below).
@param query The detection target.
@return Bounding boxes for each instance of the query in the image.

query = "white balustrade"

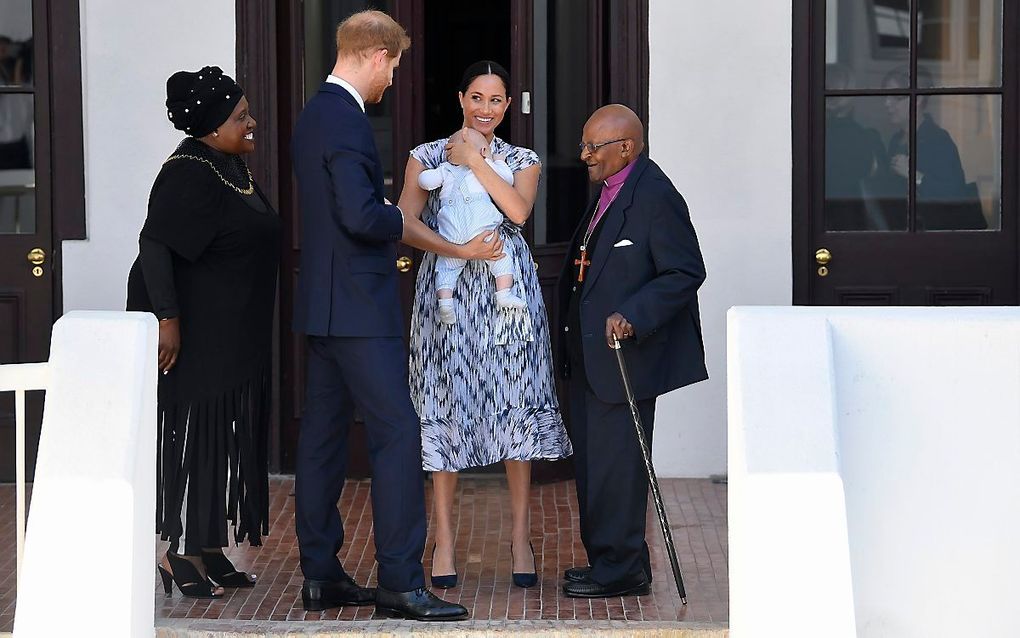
[10,311,157,637]
[729,306,1020,638]
[0,362,49,588]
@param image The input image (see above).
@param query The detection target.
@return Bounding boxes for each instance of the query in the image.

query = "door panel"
[795,1,1011,306]
[796,0,1017,305]
[0,0,51,481]
[279,0,413,477]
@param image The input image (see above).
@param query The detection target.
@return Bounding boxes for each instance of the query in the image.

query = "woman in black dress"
[127,66,280,599]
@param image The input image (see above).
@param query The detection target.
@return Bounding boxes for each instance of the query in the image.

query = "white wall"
[62,0,235,312]
[649,1,793,476]
[730,307,1020,637]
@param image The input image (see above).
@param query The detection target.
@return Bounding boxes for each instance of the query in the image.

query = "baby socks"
[438,298,457,324]
[438,290,526,325]
[495,289,527,310]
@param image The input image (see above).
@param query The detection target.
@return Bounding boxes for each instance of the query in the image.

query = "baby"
[419,128,526,324]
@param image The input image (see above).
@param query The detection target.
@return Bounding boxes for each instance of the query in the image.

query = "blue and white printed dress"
[409,136,573,472]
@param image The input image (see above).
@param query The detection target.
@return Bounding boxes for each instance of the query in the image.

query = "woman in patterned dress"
[397,61,572,589]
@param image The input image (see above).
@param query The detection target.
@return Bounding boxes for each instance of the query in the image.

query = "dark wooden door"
[515,0,649,479]
[272,0,425,476]
[794,0,1018,305]
[0,0,61,481]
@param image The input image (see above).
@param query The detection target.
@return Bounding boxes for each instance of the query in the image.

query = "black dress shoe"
[563,565,591,583]
[302,576,376,611]
[562,574,650,598]
[375,586,469,621]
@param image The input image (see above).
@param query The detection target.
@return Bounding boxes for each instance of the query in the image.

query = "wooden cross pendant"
[574,246,591,283]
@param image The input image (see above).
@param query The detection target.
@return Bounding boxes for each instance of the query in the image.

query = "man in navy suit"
[557,105,708,598]
[291,11,500,620]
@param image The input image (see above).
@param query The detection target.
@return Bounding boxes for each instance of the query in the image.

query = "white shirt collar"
[326,74,365,112]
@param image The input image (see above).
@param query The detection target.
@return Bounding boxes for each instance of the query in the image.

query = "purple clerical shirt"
[587,159,637,236]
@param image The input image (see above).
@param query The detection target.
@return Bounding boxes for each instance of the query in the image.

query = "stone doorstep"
[154,619,729,637]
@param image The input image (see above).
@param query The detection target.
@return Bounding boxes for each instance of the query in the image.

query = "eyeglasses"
[577,138,629,155]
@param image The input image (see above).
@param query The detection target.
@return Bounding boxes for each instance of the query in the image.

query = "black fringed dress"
[126,138,280,554]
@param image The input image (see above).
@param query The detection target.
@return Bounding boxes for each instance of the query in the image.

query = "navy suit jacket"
[557,154,708,403]
[291,83,405,337]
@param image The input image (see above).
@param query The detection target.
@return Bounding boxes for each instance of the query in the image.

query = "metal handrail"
[0,362,49,587]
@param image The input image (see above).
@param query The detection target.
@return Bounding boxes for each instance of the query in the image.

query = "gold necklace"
[164,153,255,195]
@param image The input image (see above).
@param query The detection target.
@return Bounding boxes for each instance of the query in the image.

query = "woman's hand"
[158,318,181,373]
[458,230,505,261]
[444,128,486,168]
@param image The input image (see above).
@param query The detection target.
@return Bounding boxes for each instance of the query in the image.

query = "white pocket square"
[613,239,634,248]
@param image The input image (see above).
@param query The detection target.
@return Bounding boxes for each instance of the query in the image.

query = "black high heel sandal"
[201,549,257,588]
[158,552,224,599]
[429,545,458,589]
[511,541,538,588]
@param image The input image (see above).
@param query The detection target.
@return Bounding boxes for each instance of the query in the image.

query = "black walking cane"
[612,333,688,604]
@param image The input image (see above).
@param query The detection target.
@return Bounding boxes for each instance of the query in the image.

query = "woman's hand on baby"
[460,230,505,261]
[445,128,487,167]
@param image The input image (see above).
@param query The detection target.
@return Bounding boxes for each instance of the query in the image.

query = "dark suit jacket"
[557,154,708,403]
[291,82,404,337]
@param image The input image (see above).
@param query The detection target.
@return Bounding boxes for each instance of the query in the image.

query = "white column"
[14,311,158,637]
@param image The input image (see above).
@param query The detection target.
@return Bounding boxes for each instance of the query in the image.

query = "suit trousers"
[295,336,427,592]
[569,351,655,586]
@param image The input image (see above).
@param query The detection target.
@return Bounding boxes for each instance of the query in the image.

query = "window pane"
[918,0,1001,87]
[0,0,34,88]
[916,94,1000,231]
[825,95,907,231]
[532,0,592,245]
[826,0,912,90]
[0,93,34,234]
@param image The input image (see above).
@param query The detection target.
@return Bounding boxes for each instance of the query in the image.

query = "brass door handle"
[815,248,831,265]
[27,248,46,265]
[396,256,413,272]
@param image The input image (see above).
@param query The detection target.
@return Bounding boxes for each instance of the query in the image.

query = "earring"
[213,131,219,137]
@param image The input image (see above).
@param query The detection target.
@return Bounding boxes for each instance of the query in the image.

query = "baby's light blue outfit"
[418,158,517,291]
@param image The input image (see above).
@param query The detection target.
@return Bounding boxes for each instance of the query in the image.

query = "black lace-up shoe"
[375,586,469,621]
[301,576,376,611]
[562,573,650,598]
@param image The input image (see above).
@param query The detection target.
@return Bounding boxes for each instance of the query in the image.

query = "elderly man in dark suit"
[558,104,708,598]
[290,10,499,621]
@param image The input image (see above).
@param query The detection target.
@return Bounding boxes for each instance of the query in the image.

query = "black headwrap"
[165,66,244,137]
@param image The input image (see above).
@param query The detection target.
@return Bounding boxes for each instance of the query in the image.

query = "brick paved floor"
[0,484,17,635]
[1,476,727,634]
